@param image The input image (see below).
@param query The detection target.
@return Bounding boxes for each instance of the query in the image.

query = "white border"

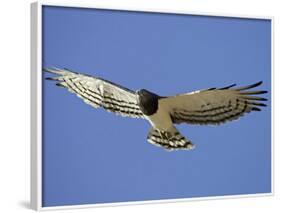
[31,1,274,211]
[31,2,42,210]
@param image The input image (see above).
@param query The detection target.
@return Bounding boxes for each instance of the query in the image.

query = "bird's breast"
[146,102,173,131]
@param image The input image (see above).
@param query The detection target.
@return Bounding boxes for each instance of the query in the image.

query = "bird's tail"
[147,128,195,151]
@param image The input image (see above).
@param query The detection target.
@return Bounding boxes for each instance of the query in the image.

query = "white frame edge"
[31,1,274,211]
[31,2,42,211]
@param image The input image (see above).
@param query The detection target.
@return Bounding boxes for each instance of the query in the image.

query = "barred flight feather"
[161,82,267,125]
[44,68,144,118]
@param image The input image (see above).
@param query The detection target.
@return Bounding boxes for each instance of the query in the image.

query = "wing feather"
[44,68,144,118]
[160,82,267,125]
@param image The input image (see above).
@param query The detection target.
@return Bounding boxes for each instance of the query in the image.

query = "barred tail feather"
[147,128,195,151]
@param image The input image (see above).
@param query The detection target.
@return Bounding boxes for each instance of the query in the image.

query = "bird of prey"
[44,67,268,151]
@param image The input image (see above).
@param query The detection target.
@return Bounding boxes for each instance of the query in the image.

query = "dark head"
[137,89,160,116]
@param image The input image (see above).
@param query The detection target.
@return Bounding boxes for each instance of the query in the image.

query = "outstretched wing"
[44,68,144,118]
[160,82,267,125]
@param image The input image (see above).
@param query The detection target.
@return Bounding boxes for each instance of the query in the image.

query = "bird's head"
[136,89,159,116]
[137,89,152,98]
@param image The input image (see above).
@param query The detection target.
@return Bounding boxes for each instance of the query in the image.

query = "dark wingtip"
[252,107,261,111]
[255,81,263,86]
[55,82,66,88]
[240,90,268,95]
[219,83,237,90]
[250,81,263,88]
[207,87,216,91]
[250,102,267,107]
[45,77,57,81]
[236,81,264,91]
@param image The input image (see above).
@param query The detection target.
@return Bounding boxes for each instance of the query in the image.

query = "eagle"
[44,67,267,151]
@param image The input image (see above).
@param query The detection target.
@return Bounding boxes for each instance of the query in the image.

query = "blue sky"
[42,6,271,207]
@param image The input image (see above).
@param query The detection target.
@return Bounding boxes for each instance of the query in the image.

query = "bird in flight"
[45,67,267,151]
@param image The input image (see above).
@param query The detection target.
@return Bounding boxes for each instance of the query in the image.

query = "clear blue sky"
[42,6,271,207]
